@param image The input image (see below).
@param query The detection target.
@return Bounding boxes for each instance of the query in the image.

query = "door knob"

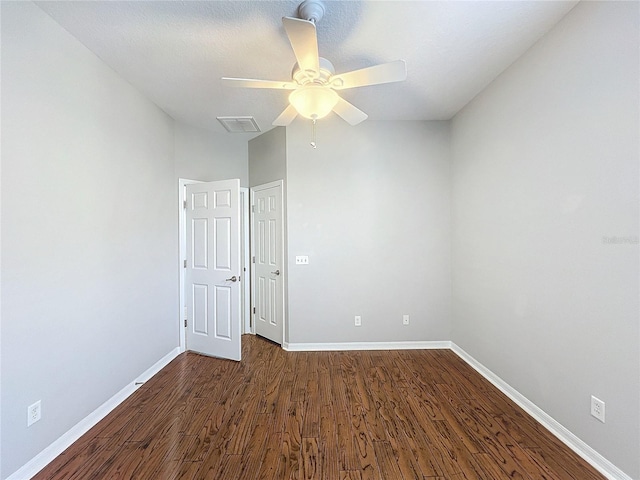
[271,270,280,276]
[225,276,238,282]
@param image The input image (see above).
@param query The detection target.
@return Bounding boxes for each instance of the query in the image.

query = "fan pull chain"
[310,119,317,149]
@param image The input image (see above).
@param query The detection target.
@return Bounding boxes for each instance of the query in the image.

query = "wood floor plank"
[261,349,285,415]
[281,430,302,480]
[319,400,340,480]
[302,437,321,480]
[237,413,270,480]
[172,460,202,480]
[33,335,607,480]
[221,387,260,454]
[350,411,380,480]
[429,418,485,478]
[191,443,225,480]
[386,433,425,480]
[30,436,112,480]
[207,454,243,480]
[270,370,293,433]
[525,446,606,480]
[302,371,320,438]
[336,406,360,472]
[435,382,530,479]
[256,432,284,480]
[340,471,363,480]
[372,440,403,478]
[76,440,143,480]
[182,400,226,462]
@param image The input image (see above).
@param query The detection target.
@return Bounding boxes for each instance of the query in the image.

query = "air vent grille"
[217,116,261,133]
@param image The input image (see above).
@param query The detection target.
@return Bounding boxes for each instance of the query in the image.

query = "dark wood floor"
[34,335,605,480]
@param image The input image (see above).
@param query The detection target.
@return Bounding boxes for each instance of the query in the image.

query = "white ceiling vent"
[217,116,261,133]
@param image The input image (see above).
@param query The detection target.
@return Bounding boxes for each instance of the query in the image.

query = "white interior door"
[186,179,241,361]
[252,181,284,345]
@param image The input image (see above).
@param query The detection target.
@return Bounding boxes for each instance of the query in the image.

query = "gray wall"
[450,1,639,477]
[0,3,178,478]
[285,119,451,344]
[248,126,288,339]
[248,126,286,187]
[174,121,248,185]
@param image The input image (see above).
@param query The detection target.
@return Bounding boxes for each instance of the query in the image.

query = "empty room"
[1,1,638,479]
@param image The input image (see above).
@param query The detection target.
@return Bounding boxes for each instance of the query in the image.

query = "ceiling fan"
[221,0,407,127]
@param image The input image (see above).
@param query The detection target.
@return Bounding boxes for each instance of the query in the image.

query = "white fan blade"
[332,97,368,125]
[273,104,298,126]
[282,17,320,77]
[221,77,297,90]
[330,60,407,90]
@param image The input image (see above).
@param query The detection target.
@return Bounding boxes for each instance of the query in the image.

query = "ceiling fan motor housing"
[298,0,325,23]
[292,57,335,85]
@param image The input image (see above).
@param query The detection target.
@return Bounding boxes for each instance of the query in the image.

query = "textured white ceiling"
[36,0,578,135]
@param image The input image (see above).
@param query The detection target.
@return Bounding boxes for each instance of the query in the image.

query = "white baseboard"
[7,347,181,480]
[283,340,452,351]
[450,343,632,480]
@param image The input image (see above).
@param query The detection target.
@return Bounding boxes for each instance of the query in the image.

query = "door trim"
[250,180,286,343]
[178,179,250,352]
[239,187,250,335]
[179,178,202,353]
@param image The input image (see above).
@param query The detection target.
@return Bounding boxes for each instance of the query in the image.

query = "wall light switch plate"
[354,315,362,327]
[295,255,309,265]
[403,314,410,325]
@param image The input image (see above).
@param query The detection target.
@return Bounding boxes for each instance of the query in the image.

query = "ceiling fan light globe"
[289,85,338,120]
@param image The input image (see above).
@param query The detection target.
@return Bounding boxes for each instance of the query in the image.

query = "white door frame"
[250,180,286,343]
[178,178,250,352]
[240,187,251,335]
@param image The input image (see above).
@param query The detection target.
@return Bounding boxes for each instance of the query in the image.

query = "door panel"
[252,182,284,345]
[193,284,208,334]
[214,285,231,339]
[186,179,241,361]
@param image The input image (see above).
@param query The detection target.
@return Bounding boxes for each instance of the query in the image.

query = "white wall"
[285,119,451,344]
[450,2,639,478]
[0,3,178,478]
[174,121,248,185]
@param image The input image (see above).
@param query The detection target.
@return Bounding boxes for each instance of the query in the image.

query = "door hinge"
[251,205,255,213]
[183,200,187,209]
[252,256,255,264]
[184,318,187,327]
[253,307,255,314]
[183,259,187,268]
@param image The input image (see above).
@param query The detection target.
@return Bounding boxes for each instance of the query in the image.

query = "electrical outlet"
[27,400,41,427]
[295,255,309,265]
[591,395,605,423]
[354,315,362,327]
[403,314,410,325]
